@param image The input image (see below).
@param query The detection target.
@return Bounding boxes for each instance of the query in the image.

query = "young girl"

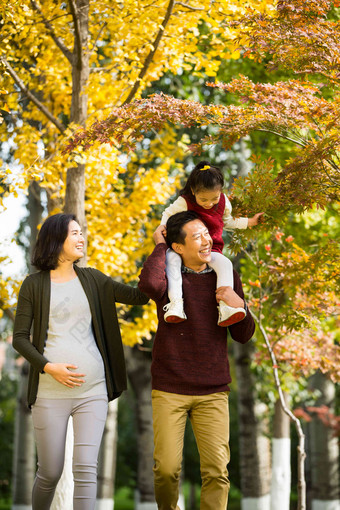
[155,161,263,326]
[13,213,148,510]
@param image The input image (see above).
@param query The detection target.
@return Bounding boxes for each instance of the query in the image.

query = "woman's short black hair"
[31,213,78,271]
[166,211,200,248]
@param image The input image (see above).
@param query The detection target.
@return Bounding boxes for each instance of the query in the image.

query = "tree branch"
[175,1,205,11]
[256,127,307,147]
[252,312,307,510]
[123,0,175,105]
[68,0,82,69]
[295,69,340,85]
[1,57,65,133]
[30,0,74,64]
[89,22,107,59]
[0,299,15,323]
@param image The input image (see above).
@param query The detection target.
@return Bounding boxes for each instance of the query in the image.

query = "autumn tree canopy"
[64,0,340,381]
[0,0,273,337]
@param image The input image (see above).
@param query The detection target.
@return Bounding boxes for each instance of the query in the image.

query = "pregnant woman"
[13,213,148,510]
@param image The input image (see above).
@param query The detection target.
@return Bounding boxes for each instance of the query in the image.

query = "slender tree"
[270,394,291,510]
[308,371,340,510]
[11,361,36,510]
[124,345,156,508]
[234,340,272,510]
[11,182,43,510]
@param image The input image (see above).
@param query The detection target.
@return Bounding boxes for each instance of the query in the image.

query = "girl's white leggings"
[31,394,108,510]
[166,249,234,301]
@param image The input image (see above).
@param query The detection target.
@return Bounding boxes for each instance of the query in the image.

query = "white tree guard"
[135,503,158,510]
[271,437,291,510]
[95,499,114,510]
[177,492,185,510]
[312,501,340,510]
[242,494,271,510]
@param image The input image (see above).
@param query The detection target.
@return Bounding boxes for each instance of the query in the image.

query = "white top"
[161,194,248,230]
[37,277,107,399]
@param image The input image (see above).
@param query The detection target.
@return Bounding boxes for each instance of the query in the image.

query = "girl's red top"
[183,193,225,254]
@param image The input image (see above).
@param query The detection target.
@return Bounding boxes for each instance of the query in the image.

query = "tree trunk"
[270,393,291,510]
[53,2,90,508]
[233,341,271,510]
[308,371,340,510]
[64,0,90,238]
[12,182,44,510]
[27,180,44,267]
[11,361,36,510]
[124,345,157,509]
[96,399,118,510]
[188,482,196,510]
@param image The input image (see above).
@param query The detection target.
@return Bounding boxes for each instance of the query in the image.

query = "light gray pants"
[31,394,108,510]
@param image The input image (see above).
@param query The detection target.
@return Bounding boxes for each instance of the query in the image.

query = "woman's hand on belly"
[44,362,86,388]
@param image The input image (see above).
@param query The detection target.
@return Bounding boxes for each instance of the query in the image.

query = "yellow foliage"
[0,0,274,343]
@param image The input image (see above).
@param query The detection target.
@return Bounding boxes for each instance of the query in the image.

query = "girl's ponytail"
[180,160,224,200]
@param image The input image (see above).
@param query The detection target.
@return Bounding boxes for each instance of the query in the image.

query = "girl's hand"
[248,212,264,227]
[153,225,167,245]
[44,362,86,388]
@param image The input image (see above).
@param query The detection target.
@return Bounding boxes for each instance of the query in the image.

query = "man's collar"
[182,264,213,274]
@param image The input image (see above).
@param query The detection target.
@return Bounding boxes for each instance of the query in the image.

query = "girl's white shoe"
[218,301,246,327]
[163,298,187,323]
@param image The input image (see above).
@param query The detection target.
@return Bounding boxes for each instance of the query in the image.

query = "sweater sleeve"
[12,276,49,372]
[138,243,168,301]
[112,280,149,305]
[228,270,255,344]
[161,196,188,225]
[223,194,248,230]
[86,267,149,305]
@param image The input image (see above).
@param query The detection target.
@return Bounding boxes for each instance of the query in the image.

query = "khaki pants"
[152,390,230,510]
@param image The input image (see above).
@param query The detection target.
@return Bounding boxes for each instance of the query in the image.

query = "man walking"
[138,211,255,510]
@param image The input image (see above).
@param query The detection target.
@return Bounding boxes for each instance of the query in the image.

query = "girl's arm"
[223,195,248,230]
[160,196,188,226]
[223,195,264,229]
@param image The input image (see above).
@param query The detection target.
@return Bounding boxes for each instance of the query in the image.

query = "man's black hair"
[166,211,201,248]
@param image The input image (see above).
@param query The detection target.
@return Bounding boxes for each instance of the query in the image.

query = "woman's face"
[59,220,85,263]
[191,186,221,209]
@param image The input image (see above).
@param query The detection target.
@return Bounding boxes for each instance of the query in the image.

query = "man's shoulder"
[144,243,168,262]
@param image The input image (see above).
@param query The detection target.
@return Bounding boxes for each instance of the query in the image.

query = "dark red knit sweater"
[138,243,255,395]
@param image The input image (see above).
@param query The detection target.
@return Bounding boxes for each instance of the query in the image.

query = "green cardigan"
[12,265,149,407]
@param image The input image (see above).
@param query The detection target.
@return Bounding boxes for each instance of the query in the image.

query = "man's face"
[172,219,213,271]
